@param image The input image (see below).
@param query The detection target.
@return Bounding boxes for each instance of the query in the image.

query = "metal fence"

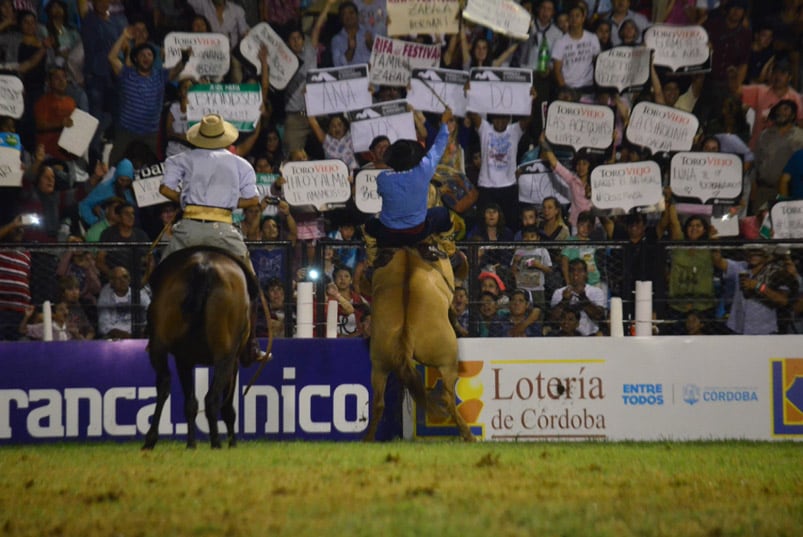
[2,238,802,340]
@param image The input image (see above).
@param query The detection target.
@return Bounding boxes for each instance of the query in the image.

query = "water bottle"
[58,218,71,242]
[536,36,550,74]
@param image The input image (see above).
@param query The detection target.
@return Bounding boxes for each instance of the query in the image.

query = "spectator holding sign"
[33,66,76,160]
[551,3,601,94]
[308,114,358,171]
[539,132,594,231]
[281,19,323,154]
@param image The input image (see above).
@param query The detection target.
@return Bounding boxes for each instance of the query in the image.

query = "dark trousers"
[365,207,451,248]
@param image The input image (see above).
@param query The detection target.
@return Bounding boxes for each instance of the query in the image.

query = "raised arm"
[108,27,132,76]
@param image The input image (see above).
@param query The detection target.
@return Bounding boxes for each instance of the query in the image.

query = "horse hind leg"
[205,357,237,449]
[364,366,390,442]
[143,348,171,450]
[176,361,199,449]
[221,369,238,448]
[437,363,476,442]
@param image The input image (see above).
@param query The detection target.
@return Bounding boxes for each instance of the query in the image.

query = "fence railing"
[2,238,802,340]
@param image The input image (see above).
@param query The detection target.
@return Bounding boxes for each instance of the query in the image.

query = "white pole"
[326,300,339,338]
[634,281,653,337]
[42,301,53,341]
[296,282,314,338]
[609,297,624,337]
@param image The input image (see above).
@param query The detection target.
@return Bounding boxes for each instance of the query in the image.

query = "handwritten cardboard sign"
[281,160,351,211]
[463,0,531,39]
[305,64,372,116]
[346,100,417,152]
[187,83,262,131]
[670,152,742,203]
[467,68,533,116]
[644,25,709,73]
[0,132,22,187]
[0,75,24,119]
[770,200,803,239]
[408,68,469,116]
[626,101,698,153]
[594,46,651,93]
[354,168,383,213]
[58,108,98,158]
[517,159,571,206]
[369,36,441,87]
[591,161,663,212]
[387,0,460,36]
[545,100,614,151]
[132,162,170,207]
[239,22,299,90]
[163,32,230,80]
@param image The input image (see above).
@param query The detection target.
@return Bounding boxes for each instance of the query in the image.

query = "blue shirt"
[118,65,169,134]
[377,123,449,230]
[782,149,803,199]
[162,148,258,210]
[330,27,372,67]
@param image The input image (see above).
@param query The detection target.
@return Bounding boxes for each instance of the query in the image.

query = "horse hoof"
[186,442,197,450]
[141,443,155,451]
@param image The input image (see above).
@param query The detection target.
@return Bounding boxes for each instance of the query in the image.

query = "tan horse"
[364,247,474,442]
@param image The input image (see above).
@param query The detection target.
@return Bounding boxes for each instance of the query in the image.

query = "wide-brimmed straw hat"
[186,114,239,149]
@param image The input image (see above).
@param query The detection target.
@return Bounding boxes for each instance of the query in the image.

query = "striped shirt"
[0,250,31,313]
[118,65,168,134]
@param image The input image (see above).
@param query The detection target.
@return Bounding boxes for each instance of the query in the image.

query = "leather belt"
[183,205,233,224]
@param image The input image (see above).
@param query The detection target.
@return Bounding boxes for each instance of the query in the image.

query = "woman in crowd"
[164,77,194,157]
[538,196,570,241]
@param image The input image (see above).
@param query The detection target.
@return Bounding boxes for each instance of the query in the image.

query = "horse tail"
[397,358,428,408]
[181,256,217,331]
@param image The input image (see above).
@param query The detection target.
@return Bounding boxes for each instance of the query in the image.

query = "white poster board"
[0,75,24,119]
[305,65,372,117]
[544,100,615,151]
[131,162,170,207]
[591,161,663,212]
[346,100,417,152]
[626,102,698,153]
[0,133,22,187]
[280,160,351,211]
[770,200,803,239]
[467,68,533,116]
[187,83,263,131]
[644,25,710,73]
[517,160,571,206]
[163,32,230,80]
[463,0,530,39]
[354,168,383,214]
[594,46,651,93]
[369,36,441,87]
[386,0,460,36]
[670,152,742,203]
[407,68,469,116]
[239,22,299,89]
[58,108,98,158]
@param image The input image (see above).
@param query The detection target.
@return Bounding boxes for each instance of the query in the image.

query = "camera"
[265,197,281,206]
[21,214,40,226]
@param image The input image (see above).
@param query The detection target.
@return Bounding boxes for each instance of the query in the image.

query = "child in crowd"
[19,302,72,341]
[452,286,470,337]
[511,224,553,314]
[477,291,506,337]
[502,288,542,337]
[561,211,604,294]
[308,114,358,171]
[555,306,583,337]
[325,265,368,338]
[59,275,95,340]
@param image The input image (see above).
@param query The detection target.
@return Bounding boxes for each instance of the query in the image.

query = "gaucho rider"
[158,113,268,364]
[365,106,455,261]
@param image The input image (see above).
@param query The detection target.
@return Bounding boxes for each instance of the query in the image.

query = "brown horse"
[364,247,474,442]
[143,247,258,450]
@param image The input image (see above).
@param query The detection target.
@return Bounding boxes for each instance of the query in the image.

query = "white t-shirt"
[512,245,552,291]
[550,283,607,335]
[551,31,601,89]
[477,120,524,188]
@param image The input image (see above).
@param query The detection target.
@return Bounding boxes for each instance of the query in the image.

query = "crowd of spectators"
[1,0,803,341]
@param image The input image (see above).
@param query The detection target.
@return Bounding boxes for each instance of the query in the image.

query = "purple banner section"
[0,339,402,444]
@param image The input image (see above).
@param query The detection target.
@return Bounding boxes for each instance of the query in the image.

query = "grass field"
[0,441,801,537]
